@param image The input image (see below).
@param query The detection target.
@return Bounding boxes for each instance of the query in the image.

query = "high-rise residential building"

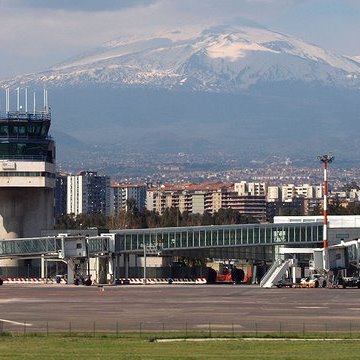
[67,171,110,216]
[111,183,147,215]
[55,173,68,217]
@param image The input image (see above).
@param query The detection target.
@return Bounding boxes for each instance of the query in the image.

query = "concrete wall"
[0,188,54,239]
[0,161,55,188]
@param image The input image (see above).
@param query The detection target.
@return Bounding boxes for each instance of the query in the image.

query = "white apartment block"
[111,184,146,215]
[281,184,323,202]
[349,189,360,200]
[281,184,296,201]
[192,192,206,214]
[267,186,280,201]
[234,181,267,196]
[67,171,111,216]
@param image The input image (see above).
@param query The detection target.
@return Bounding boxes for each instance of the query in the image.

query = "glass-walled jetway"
[0,223,323,258]
[0,236,112,258]
[112,223,323,253]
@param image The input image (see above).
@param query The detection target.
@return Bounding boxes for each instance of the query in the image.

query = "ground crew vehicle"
[274,279,293,288]
[340,276,360,288]
[300,274,327,288]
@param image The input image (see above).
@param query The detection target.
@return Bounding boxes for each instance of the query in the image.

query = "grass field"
[1,334,360,359]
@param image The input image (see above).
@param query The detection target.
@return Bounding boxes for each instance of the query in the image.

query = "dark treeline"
[55,194,360,230]
[328,197,360,216]
[55,207,258,230]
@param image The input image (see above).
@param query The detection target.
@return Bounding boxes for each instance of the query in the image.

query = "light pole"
[318,153,334,271]
[143,243,147,285]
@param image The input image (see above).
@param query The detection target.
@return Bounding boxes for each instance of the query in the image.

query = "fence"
[1,320,360,338]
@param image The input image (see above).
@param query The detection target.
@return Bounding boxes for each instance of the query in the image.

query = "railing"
[0,111,51,121]
[0,155,50,161]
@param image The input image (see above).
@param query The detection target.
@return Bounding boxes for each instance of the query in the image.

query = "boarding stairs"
[260,259,293,288]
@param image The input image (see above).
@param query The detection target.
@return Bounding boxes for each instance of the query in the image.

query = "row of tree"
[55,196,360,230]
[55,207,258,230]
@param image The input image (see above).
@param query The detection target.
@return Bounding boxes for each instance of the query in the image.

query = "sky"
[0,0,359,79]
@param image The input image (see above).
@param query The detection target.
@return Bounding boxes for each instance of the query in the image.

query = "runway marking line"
[0,319,33,327]
[296,306,328,309]
[155,338,360,343]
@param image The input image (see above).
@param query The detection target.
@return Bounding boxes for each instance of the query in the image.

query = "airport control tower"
[0,88,55,239]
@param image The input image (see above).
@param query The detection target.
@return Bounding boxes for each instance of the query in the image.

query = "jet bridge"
[0,234,114,284]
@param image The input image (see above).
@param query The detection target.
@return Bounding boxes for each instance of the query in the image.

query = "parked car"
[300,274,327,288]
[274,279,293,288]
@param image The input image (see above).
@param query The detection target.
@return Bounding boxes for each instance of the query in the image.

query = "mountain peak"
[1,24,360,92]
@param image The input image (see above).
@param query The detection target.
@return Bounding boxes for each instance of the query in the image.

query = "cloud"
[0,0,156,12]
[0,0,359,79]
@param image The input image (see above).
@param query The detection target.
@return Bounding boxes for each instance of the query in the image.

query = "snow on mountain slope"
[349,55,360,64]
[2,25,360,91]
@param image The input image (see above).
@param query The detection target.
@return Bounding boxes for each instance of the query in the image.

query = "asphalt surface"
[1,284,360,334]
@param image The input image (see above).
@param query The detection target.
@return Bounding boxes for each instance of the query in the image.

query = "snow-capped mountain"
[3,25,360,91]
[2,24,360,166]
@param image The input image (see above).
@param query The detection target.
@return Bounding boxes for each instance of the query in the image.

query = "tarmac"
[0,284,360,334]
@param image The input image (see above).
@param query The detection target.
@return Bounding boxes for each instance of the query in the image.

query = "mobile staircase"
[260,259,293,288]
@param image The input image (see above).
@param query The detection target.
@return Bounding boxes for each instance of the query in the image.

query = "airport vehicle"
[340,276,360,288]
[207,263,248,284]
[300,274,327,288]
[274,279,293,288]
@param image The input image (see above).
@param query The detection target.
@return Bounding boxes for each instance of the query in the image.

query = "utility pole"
[318,154,334,271]
[143,243,147,285]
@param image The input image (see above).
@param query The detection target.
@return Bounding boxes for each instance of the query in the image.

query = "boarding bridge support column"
[67,259,75,285]
[292,264,297,284]
[114,254,120,279]
[108,256,114,284]
[41,254,47,280]
[124,254,129,280]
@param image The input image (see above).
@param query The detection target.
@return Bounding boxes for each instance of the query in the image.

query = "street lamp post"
[318,153,334,271]
[143,243,147,285]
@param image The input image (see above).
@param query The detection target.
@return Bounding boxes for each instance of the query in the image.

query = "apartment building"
[146,182,266,221]
[234,181,267,196]
[67,171,111,216]
[111,183,147,215]
[281,184,323,202]
[55,173,68,217]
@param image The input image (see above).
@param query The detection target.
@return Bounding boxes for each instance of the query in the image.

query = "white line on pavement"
[0,319,32,326]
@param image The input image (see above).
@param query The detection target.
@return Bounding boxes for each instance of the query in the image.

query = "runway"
[0,284,359,334]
